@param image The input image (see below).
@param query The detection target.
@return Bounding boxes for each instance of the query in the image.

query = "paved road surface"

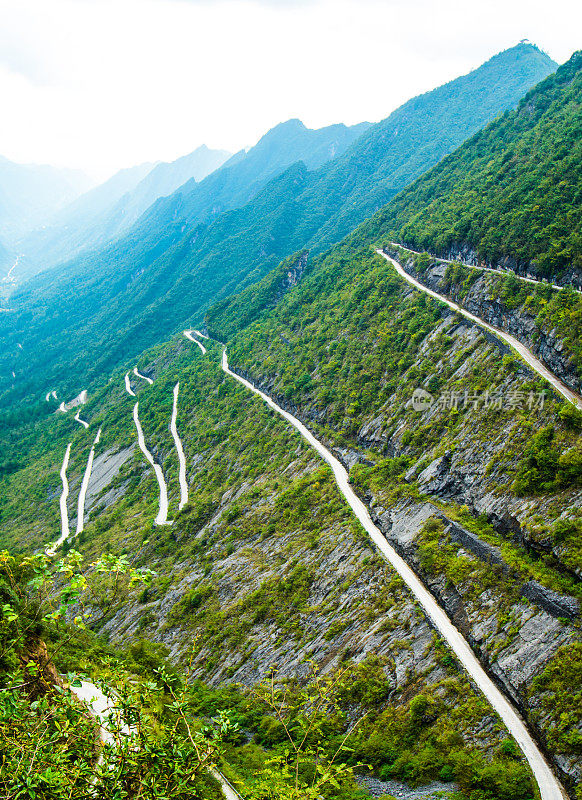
[134,366,153,384]
[219,347,567,800]
[378,250,582,410]
[171,382,189,510]
[76,428,102,535]
[389,242,579,293]
[184,329,207,354]
[132,402,170,525]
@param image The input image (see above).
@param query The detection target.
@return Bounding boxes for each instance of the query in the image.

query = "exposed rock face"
[278,251,308,298]
[358,415,394,451]
[444,519,508,573]
[85,444,135,513]
[389,248,581,392]
[19,637,64,698]
[367,498,580,790]
[521,581,580,621]
[416,455,455,496]
[424,240,582,292]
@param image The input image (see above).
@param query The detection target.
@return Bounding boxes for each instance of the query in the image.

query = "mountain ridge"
[0,44,556,426]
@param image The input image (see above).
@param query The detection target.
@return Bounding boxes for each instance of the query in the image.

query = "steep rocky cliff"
[386,245,582,391]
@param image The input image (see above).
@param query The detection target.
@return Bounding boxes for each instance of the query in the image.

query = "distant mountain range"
[0,155,92,245]
[16,144,232,279]
[1,36,581,800]
[363,50,582,281]
[0,43,558,420]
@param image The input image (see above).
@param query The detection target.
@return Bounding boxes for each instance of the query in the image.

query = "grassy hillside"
[0,330,558,799]
[2,42,580,800]
[200,63,582,789]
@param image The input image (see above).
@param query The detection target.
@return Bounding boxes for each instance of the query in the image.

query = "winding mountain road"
[46,443,72,555]
[171,382,188,510]
[132,402,170,525]
[134,366,153,385]
[124,372,136,397]
[216,346,567,800]
[390,242,580,293]
[378,250,582,411]
[76,428,102,536]
[70,679,131,747]
[74,410,89,429]
[184,329,207,354]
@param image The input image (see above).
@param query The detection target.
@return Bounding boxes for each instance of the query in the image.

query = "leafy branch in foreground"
[247,663,364,799]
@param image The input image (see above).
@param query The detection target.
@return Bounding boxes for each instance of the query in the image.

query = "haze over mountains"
[0,43,556,415]
[0,155,92,245]
[15,144,233,280]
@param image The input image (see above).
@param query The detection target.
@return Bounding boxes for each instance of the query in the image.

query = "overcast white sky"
[0,0,580,181]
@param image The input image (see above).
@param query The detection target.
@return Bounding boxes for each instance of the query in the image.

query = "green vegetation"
[2,39,581,800]
[529,643,582,757]
[0,43,555,449]
[512,424,582,494]
[389,244,582,385]
[0,549,369,800]
[364,52,582,279]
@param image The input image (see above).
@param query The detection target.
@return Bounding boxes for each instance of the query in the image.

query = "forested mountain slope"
[1,322,577,799]
[194,54,582,794]
[13,161,157,279]
[206,249,582,795]
[139,43,556,257]
[262,42,558,256]
[0,45,555,433]
[360,51,582,282]
[138,118,371,235]
[2,45,581,800]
